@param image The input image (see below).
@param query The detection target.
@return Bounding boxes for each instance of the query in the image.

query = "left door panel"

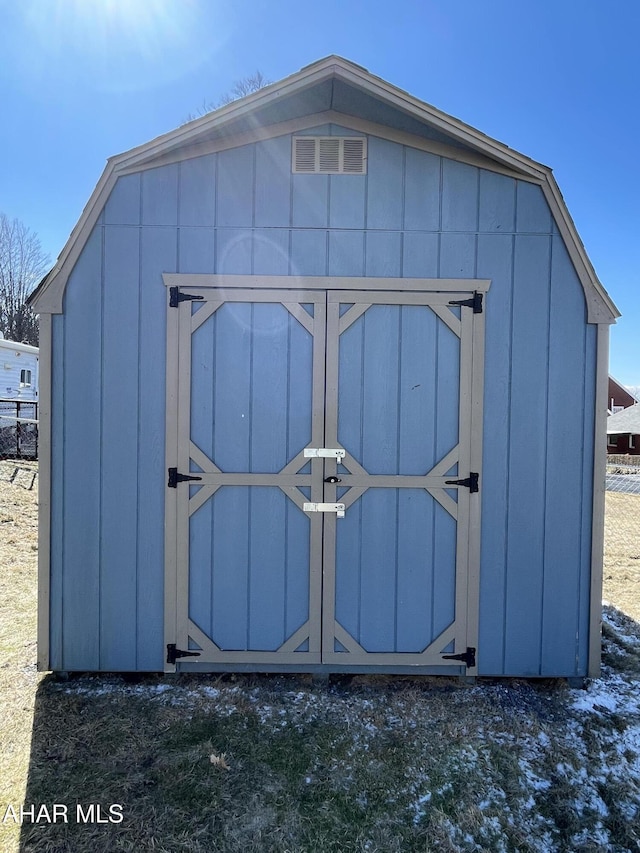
[165,288,326,669]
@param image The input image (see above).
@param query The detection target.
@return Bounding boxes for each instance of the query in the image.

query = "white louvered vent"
[293,136,367,174]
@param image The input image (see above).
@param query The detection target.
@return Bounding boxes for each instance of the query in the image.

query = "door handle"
[324,476,341,484]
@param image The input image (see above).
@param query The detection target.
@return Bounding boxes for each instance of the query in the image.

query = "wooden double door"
[165,278,486,672]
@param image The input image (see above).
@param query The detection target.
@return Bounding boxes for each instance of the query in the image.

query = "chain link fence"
[0,400,38,460]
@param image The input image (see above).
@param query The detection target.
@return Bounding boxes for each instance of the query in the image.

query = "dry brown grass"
[603,491,640,622]
[0,460,40,853]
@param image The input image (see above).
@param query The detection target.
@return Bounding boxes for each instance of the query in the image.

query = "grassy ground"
[603,491,640,623]
[1,463,640,852]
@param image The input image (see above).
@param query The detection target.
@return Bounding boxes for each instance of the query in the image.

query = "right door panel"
[322,291,479,668]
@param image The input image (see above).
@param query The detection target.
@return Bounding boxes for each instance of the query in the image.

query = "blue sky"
[1,0,638,384]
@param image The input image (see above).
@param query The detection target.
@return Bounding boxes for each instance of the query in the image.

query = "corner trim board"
[588,323,609,677]
[36,313,52,671]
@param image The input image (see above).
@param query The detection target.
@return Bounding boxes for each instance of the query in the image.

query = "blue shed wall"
[48,123,597,675]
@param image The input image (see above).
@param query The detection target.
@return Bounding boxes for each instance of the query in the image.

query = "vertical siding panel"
[504,235,551,675]
[328,231,364,276]
[137,226,176,670]
[479,171,516,233]
[365,232,401,276]
[290,230,327,275]
[404,148,440,231]
[214,303,251,472]
[285,503,311,638]
[142,165,179,226]
[516,182,552,233]
[179,155,216,226]
[249,488,286,648]
[362,307,400,474]
[477,234,514,674]
[397,490,433,651]
[178,228,215,273]
[251,304,288,472]
[366,137,403,229]
[335,503,362,645]
[253,229,290,275]
[287,311,313,456]
[432,504,457,636]
[399,306,438,474]
[191,310,215,462]
[329,175,365,229]
[217,145,255,227]
[101,226,140,669]
[104,174,141,225]
[440,233,476,277]
[292,175,328,228]
[189,500,213,635]
[442,160,478,232]
[212,488,250,648]
[435,320,460,463]
[49,314,65,670]
[216,229,253,274]
[255,137,291,227]
[402,233,439,277]
[360,490,397,651]
[541,237,588,674]
[61,227,103,670]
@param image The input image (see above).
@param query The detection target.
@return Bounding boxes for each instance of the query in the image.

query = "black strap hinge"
[449,291,483,313]
[166,644,201,665]
[445,472,479,493]
[442,646,476,668]
[169,286,205,308]
[168,467,203,489]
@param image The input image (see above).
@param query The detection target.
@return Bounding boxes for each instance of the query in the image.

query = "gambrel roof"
[30,55,619,323]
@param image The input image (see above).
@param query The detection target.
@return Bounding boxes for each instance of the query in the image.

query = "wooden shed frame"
[30,56,618,677]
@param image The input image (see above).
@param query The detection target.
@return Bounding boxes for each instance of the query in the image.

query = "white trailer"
[0,335,39,458]
[0,335,39,402]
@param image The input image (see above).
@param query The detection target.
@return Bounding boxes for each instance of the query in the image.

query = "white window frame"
[20,369,32,387]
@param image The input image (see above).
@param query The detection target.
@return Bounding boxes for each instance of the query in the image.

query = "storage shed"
[30,56,619,678]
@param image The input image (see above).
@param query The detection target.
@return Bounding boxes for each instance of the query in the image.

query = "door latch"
[304,447,346,459]
[303,502,345,518]
[324,476,341,484]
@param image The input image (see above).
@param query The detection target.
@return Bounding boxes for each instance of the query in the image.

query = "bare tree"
[184,71,271,122]
[0,213,49,346]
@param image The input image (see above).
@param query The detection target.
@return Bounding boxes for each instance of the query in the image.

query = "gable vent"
[293,136,367,174]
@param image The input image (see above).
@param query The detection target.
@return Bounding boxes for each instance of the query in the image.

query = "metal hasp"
[304,447,346,459]
[442,647,476,668]
[303,502,346,519]
[166,644,201,665]
[448,291,483,313]
[445,472,479,493]
[169,286,205,308]
[167,467,203,489]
